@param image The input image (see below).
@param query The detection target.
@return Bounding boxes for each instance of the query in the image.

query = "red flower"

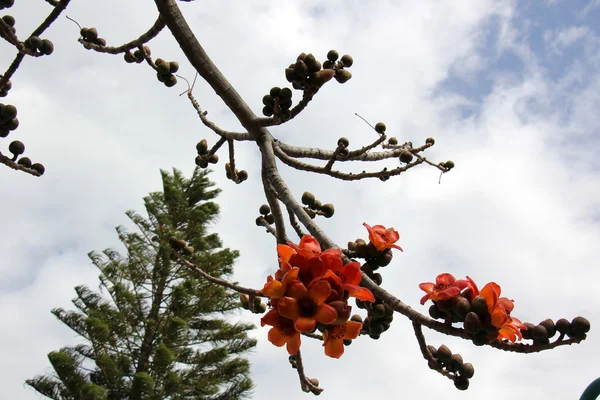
[261,267,299,299]
[323,320,363,358]
[277,235,343,284]
[418,273,470,305]
[261,309,301,355]
[363,223,403,252]
[317,261,375,302]
[277,280,338,332]
[479,282,526,342]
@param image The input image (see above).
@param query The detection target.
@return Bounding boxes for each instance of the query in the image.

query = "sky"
[1,0,599,399]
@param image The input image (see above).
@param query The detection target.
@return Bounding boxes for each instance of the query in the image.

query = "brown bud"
[293,59,308,77]
[301,191,315,207]
[555,318,570,335]
[329,301,351,324]
[471,296,488,318]
[326,49,339,62]
[571,316,591,337]
[463,312,482,334]
[452,296,471,320]
[321,203,335,218]
[374,122,386,134]
[168,236,186,250]
[539,319,556,338]
[183,246,194,255]
[429,304,443,319]
[350,314,363,323]
[531,324,548,341]
[259,204,271,215]
[459,362,475,379]
[237,170,248,182]
[454,377,470,391]
[399,150,414,163]
[426,137,435,145]
[388,137,398,145]
[207,154,219,164]
[337,137,350,148]
[334,69,352,84]
[303,53,321,73]
[31,163,45,175]
[340,54,353,67]
[376,249,393,266]
[444,160,455,169]
[436,344,452,362]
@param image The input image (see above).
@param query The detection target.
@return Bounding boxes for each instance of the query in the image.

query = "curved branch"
[78,17,166,54]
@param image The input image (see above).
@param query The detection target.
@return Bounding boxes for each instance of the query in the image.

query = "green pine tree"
[27,168,256,400]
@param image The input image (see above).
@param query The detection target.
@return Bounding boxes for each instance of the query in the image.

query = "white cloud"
[1,1,599,400]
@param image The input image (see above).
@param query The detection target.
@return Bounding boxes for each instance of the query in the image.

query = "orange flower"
[261,267,299,299]
[479,282,526,342]
[363,223,403,252]
[277,280,338,332]
[323,320,363,358]
[419,273,469,305]
[277,235,342,284]
[261,309,301,355]
[317,261,375,302]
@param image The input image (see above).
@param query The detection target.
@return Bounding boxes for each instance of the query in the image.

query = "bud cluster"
[194,139,218,168]
[0,103,18,137]
[24,36,54,55]
[262,86,293,119]
[155,58,179,88]
[124,46,151,64]
[255,203,275,226]
[239,293,267,314]
[522,317,590,343]
[168,236,195,258]
[80,27,106,47]
[285,50,352,91]
[225,162,247,184]
[427,344,473,391]
[357,301,394,340]
[300,191,334,218]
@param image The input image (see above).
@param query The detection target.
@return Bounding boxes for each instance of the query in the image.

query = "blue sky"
[1,1,599,399]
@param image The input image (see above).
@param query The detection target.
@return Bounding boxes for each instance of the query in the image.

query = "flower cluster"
[419,273,526,343]
[260,235,374,358]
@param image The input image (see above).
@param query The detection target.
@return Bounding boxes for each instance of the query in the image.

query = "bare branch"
[78,17,166,54]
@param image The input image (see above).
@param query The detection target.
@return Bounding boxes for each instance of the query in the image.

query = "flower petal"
[343,321,363,339]
[341,262,362,285]
[261,308,282,327]
[344,284,375,302]
[314,303,338,325]
[298,235,322,253]
[419,282,435,293]
[277,244,296,263]
[436,273,457,286]
[420,293,432,305]
[268,327,288,347]
[324,338,344,358]
[286,281,308,299]
[308,280,331,305]
[278,297,301,320]
[286,332,301,354]
[294,317,317,333]
[262,280,284,298]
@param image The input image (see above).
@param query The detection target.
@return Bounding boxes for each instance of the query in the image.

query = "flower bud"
[555,318,570,335]
[340,54,353,67]
[326,49,339,62]
[259,204,271,215]
[531,325,548,342]
[301,191,315,207]
[471,296,488,318]
[452,296,471,320]
[436,345,452,362]
[374,122,386,134]
[539,319,556,338]
[350,314,363,323]
[388,137,398,145]
[463,312,482,334]
[334,69,352,84]
[426,137,435,145]
[329,301,351,324]
[459,362,475,379]
[570,316,591,338]
[168,236,186,250]
[454,377,469,391]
